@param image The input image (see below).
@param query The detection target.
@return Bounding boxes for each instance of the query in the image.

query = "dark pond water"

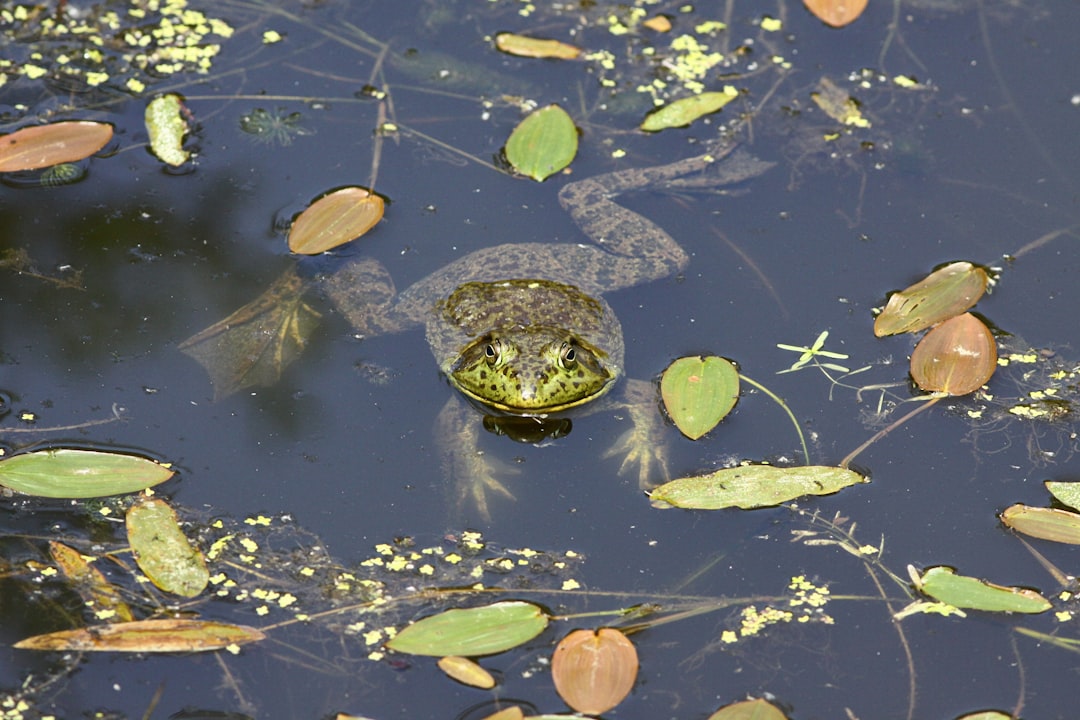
[2,0,1080,717]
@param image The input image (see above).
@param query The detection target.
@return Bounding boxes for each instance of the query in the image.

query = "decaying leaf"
[640,87,739,132]
[504,104,578,182]
[0,120,113,172]
[552,628,638,715]
[810,77,870,128]
[0,448,174,498]
[802,0,869,28]
[49,541,135,623]
[14,618,265,652]
[494,33,581,59]
[875,261,989,337]
[179,267,322,400]
[126,497,209,598]
[145,94,190,166]
[909,312,997,395]
[288,186,385,254]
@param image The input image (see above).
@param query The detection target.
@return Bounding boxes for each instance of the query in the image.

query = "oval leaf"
[504,104,577,182]
[640,87,738,132]
[0,448,174,498]
[1000,503,1080,545]
[914,565,1051,613]
[126,497,209,598]
[288,186,385,254]
[661,356,739,440]
[386,600,548,657]
[1044,481,1080,513]
[0,120,113,172]
[650,464,867,510]
[802,0,869,27]
[708,697,790,720]
[909,312,997,395]
[552,628,638,715]
[874,262,989,336]
[495,33,581,59]
[14,618,264,652]
[145,94,190,166]
[437,655,497,689]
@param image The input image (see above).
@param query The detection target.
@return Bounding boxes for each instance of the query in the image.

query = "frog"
[321,126,773,520]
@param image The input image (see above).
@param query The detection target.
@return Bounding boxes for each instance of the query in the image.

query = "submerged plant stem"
[739,374,809,463]
[839,395,942,470]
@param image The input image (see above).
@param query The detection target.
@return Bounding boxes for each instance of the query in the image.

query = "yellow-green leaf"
[494,33,581,59]
[1000,503,1080,544]
[1044,481,1080,513]
[49,541,135,623]
[436,655,497,689]
[14,618,264,652]
[909,312,997,395]
[288,186,385,254]
[145,94,190,166]
[640,87,738,132]
[913,566,1051,613]
[0,448,174,498]
[874,261,989,336]
[650,464,866,510]
[504,104,577,182]
[552,628,638,715]
[661,356,739,440]
[126,497,209,598]
[707,697,790,720]
[0,120,113,172]
[386,600,548,657]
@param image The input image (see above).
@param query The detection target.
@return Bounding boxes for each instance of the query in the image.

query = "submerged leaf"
[14,618,265,652]
[802,0,868,28]
[552,628,638,715]
[0,448,174,498]
[179,267,322,400]
[145,94,190,166]
[810,77,870,128]
[386,601,548,657]
[640,88,739,132]
[504,104,578,182]
[288,186,385,254]
[1000,503,1080,545]
[661,356,739,440]
[495,33,581,59]
[909,312,997,395]
[49,541,135,623]
[0,121,113,172]
[912,565,1051,613]
[874,262,989,336]
[126,497,209,598]
[650,464,866,510]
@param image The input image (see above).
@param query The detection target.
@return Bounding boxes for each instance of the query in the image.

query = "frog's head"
[448,326,618,414]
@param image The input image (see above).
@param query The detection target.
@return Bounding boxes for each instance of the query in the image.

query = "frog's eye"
[559,342,577,369]
[484,338,504,365]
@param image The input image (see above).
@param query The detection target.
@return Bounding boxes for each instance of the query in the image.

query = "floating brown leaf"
[494,33,581,59]
[179,267,322,400]
[14,618,265,652]
[437,656,497,689]
[803,0,868,27]
[552,628,638,715]
[0,121,113,172]
[288,187,385,254]
[909,312,997,395]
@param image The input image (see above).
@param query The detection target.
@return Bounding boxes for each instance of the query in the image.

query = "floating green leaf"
[126,497,209,598]
[504,104,577,182]
[386,600,549,657]
[649,464,866,510]
[661,356,739,440]
[1045,481,1080,513]
[640,87,738,132]
[0,449,174,498]
[145,93,190,166]
[552,628,638,715]
[909,312,997,395]
[913,565,1051,613]
[14,618,264,653]
[1000,503,1080,545]
[0,120,113,172]
[707,697,789,720]
[288,186,385,254]
[874,261,988,337]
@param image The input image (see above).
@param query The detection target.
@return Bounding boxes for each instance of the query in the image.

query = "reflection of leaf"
[179,267,322,400]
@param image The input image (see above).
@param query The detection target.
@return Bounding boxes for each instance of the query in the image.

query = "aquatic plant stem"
[739,374,809,463]
[839,395,942,470]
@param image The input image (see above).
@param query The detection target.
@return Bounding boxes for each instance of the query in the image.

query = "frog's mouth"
[448,329,618,415]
